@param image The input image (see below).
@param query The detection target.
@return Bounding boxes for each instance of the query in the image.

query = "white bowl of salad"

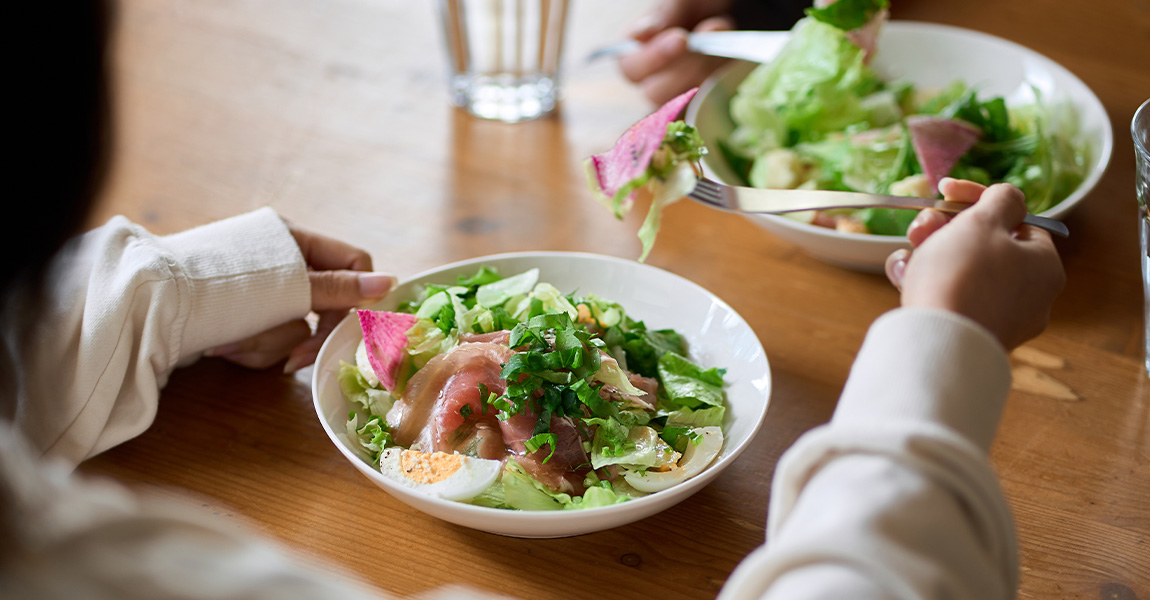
[311,252,771,537]
[686,19,1112,272]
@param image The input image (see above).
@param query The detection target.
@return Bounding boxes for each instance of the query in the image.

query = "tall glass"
[1134,99,1150,377]
[437,0,569,123]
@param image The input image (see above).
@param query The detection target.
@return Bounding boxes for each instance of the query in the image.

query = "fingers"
[938,177,985,203]
[627,4,675,41]
[619,28,689,84]
[906,209,951,247]
[639,16,733,104]
[626,0,718,41]
[885,247,910,291]
[206,320,311,369]
[638,54,728,106]
[694,14,736,33]
[290,226,373,272]
[283,309,347,373]
[619,15,733,106]
[310,270,397,311]
[963,183,1028,232]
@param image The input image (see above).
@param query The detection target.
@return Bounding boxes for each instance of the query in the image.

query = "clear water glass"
[437,0,569,123]
[1134,99,1150,377]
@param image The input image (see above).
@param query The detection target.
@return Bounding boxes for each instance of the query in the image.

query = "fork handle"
[931,200,1069,237]
[1021,214,1070,238]
[863,199,1069,238]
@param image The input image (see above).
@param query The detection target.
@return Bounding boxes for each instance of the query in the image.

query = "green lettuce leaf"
[658,352,727,408]
[589,424,662,470]
[730,18,883,156]
[338,361,394,417]
[662,404,726,429]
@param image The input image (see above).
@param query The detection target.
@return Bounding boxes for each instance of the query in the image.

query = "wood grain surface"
[79,0,1149,598]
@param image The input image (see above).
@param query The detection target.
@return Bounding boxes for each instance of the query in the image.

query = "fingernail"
[205,342,242,357]
[887,249,909,287]
[358,273,397,300]
[891,256,906,284]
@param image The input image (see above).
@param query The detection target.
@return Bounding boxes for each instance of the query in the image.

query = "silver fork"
[687,177,1070,238]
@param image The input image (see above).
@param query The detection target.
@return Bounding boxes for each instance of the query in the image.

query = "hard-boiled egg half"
[378,447,502,501]
[623,426,723,493]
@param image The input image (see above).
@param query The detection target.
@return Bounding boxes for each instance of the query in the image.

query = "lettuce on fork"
[585,88,707,261]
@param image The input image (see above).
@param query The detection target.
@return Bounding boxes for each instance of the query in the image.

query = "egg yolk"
[399,450,464,484]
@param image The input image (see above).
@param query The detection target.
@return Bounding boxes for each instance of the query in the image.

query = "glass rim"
[1133,98,1150,159]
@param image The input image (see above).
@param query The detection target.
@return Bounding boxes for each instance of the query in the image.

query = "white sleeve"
[7,208,311,466]
[718,308,1018,600]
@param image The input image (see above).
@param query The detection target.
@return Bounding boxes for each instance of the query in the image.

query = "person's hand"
[884,178,1065,350]
[619,0,735,105]
[206,227,395,373]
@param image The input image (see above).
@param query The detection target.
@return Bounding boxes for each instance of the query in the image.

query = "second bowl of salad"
[686,20,1112,272]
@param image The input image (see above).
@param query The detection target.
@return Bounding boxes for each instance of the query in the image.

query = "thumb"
[310,271,397,311]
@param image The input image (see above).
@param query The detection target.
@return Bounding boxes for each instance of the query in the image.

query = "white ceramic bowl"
[312,252,771,537]
[685,21,1113,272]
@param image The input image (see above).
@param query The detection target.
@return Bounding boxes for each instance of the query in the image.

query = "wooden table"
[81,1,1149,598]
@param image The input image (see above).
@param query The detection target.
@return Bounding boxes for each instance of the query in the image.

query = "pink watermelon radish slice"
[587,88,698,207]
[357,310,418,394]
[906,115,982,195]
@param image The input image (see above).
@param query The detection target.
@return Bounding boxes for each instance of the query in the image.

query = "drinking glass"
[1133,98,1150,377]
[437,0,569,123]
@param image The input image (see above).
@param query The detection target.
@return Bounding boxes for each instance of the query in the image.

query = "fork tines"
[688,178,728,207]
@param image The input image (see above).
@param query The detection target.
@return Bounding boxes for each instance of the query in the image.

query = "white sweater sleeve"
[718,308,1018,600]
[7,208,311,466]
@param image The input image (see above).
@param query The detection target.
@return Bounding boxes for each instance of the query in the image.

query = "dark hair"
[1,1,111,412]
[3,0,112,298]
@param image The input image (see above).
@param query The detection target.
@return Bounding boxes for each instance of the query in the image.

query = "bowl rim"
[685,20,1114,245]
[310,250,772,525]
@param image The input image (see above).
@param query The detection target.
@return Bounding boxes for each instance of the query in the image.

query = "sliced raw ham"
[386,342,514,460]
[906,115,982,195]
[501,412,589,494]
[628,372,659,404]
[459,330,512,346]
[597,366,658,411]
[357,310,418,394]
[587,88,698,206]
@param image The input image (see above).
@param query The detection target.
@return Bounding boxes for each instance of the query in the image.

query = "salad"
[723,0,1091,235]
[585,0,1092,255]
[339,266,728,510]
